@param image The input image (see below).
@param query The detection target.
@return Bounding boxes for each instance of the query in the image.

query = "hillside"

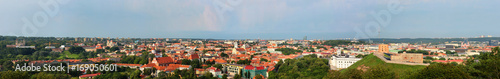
[341,54,427,79]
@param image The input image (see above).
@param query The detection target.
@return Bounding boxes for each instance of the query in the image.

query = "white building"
[329,55,362,70]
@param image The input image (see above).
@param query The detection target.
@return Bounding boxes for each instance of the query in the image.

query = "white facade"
[329,55,362,70]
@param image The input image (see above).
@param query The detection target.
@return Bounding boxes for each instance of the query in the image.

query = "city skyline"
[1,0,500,39]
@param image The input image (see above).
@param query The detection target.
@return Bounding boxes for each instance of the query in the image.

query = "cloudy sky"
[0,0,499,39]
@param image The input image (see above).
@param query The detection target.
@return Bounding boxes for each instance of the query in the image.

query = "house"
[206,67,222,77]
[82,46,96,52]
[329,55,362,70]
[151,57,175,66]
[222,64,245,76]
[242,65,268,79]
[188,54,200,60]
[195,68,206,75]
[164,64,191,74]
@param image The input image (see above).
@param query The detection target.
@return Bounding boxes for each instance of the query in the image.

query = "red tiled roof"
[244,65,255,70]
[114,63,141,66]
[155,57,174,64]
[207,67,221,72]
[433,60,448,63]
[448,60,464,62]
[79,73,101,78]
[214,59,227,63]
[140,63,157,68]
[189,54,199,60]
[256,66,265,70]
[236,48,246,51]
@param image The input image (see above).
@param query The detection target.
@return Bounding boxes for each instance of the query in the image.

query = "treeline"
[269,54,330,79]
[364,37,500,44]
[275,48,303,55]
[322,40,364,46]
[120,51,155,64]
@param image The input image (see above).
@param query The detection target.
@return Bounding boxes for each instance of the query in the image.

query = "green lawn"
[341,54,427,79]
[58,51,80,59]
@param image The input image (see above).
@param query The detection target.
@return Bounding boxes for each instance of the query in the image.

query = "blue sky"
[1,0,500,39]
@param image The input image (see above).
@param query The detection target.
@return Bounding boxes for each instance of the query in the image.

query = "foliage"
[260,58,268,62]
[222,74,228,79]
[398,49,430,55]
[120,56,148,64]
[129,70,142,79]
[220,53,229,57]
[236,59,251,65]
[464,47,500,78]
[31,72,71,79]
[410,63,471,79]
[234,74,241,79]
[254,74,264,79]
[361,65,395,79]
[269,55,330,79]
[68,46,85,54]
[109,46,120,52]
[0,71,30,79]
[275,48,302,55]
[322,40,363,46]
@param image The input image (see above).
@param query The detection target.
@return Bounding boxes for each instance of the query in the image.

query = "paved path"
[374,54,430,66]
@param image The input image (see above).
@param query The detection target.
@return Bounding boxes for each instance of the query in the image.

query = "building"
[222,64,244,76]
[378,44,389,53]
[151,57,175,66]
[242,65,268,79]
[206,67,222,77]
[329,55,362,70]
[390,53,423,63]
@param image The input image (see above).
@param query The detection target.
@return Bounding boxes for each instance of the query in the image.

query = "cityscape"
[1,0,500,79]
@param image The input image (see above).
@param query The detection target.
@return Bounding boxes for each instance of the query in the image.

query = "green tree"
[234,74,241,79]
[222,74,228,79]
[31,72,71,79]
[344,68,363,79]
[0,71,30,79]
[362,65,395,79]
[411,63,471,79]
[260,58,268,62]
[2,61,13,71]
[255,74,264,79]
[68,46,85,54]
[129,70,142,79]
[220,53,229,57]
[109,46,119,52]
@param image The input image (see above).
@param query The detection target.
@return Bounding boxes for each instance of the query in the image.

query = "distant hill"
[361,37,500,44]
[341,54,427,78]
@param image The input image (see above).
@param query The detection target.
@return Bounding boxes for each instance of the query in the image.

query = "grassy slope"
[341,54,427,78]
[58,51,80,59]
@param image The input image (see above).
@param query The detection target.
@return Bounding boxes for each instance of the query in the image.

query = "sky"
[0,0,500,40]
